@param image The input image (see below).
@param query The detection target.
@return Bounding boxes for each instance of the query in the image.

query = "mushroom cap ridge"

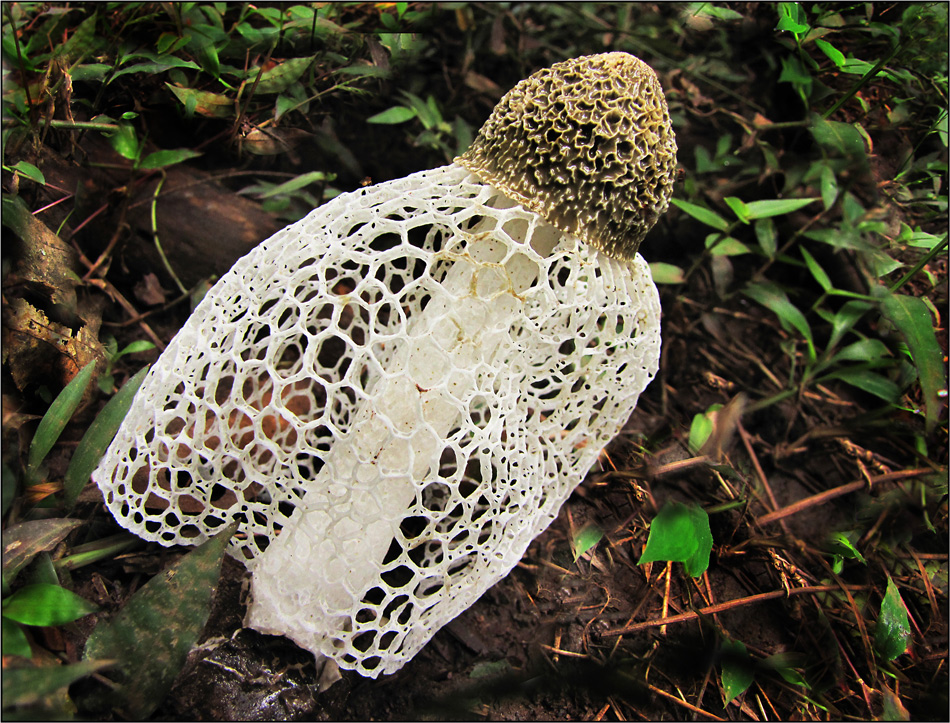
[456,52,677,261]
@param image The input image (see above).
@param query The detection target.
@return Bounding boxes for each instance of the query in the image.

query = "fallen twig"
[601,584,867,637]
[754,468,932,526]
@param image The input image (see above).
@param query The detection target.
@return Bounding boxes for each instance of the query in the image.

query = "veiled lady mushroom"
[93,52,677,679]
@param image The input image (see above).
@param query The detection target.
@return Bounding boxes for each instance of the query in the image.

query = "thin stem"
[889,235,948,293]
[150,173,188,295]
[5,3,35,125]
[38,118,120,132]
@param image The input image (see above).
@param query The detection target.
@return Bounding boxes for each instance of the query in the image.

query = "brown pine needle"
[645,682,727,721]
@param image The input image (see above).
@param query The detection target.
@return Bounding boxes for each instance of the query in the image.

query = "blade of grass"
[53,533,140,571]
[2,660,114,709]
[64,365,150,508]
[1,583,98,626]
[671,198,731,231]
[1,518,83,583]
[26,361,96,484]
[881,294,946,434]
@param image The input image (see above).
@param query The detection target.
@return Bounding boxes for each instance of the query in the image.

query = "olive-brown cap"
[455,52,677,260]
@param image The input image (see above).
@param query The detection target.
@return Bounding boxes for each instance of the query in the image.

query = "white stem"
[245,187,562,658]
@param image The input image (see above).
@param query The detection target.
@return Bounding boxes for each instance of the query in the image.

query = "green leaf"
[275,93,299,120]
[57,14,97,63]
[399,91,438,129]
[776,2,809,34]
[800,246,832,292]
[721,639,754,703]
[138,148,202,170]
[192,36,221,77]
[724,196,750,224]
[2,518,83,584]
[2,660,113,709]
[670,198,730,231]
[814,38,845,67]
[157,32,190,55]
[108,121,141,161]
[424,95,444,128]
[881,685,911,721]
[831,338,890,364]
[819,164,838,210]
[685,2,743,22]
[258,170,329,199]
[935,108,948,148]
[83,523,237,719]
[27,361,96,475]
[688,404,722,453]
[823,368,901,402]
[334,64,391,78]
[366,106,417,124]
[649,262,685,284]
[111,57,201,79]
[744,197,818,219]
[71,63,112,81]
[779,55,812,89]
[827,300,874,352]
[826,532,866,564]
[875,577,911,661]
[571,523,604,561]
[118,340,157,357]
[898,226,946,250]
[761,652,808,686]
[706,234,750,256]
[64,366,149,508]
[743,282,815,358]
[251,56,312,94]
[755,218,778,258]
[639,502,712,577]
[881,294,946,434]
[166,83,233,118]
[8,161,46,185]
[2,583,97,626]
[810,115,867,164]
[2,617,31,657]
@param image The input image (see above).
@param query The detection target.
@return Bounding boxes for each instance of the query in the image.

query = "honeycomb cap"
[456,52,677,260]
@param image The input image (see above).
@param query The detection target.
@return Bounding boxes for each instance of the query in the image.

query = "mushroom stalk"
[93,52,676,679]
[246,187,564,652]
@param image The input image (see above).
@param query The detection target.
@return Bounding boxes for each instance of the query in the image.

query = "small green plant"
[23,362,96,488]
[1,359,149,718]
[368,90,474,161]
[570,522,604,562]
[688,403,724,453]
[875,576,912,661]
[238,169,337,221]
[98,338,155,394]
[2,583,98,657]
[639,501,713,578]
[720,638,754,704]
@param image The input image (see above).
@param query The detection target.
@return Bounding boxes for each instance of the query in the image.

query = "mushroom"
[93,52,677,680]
